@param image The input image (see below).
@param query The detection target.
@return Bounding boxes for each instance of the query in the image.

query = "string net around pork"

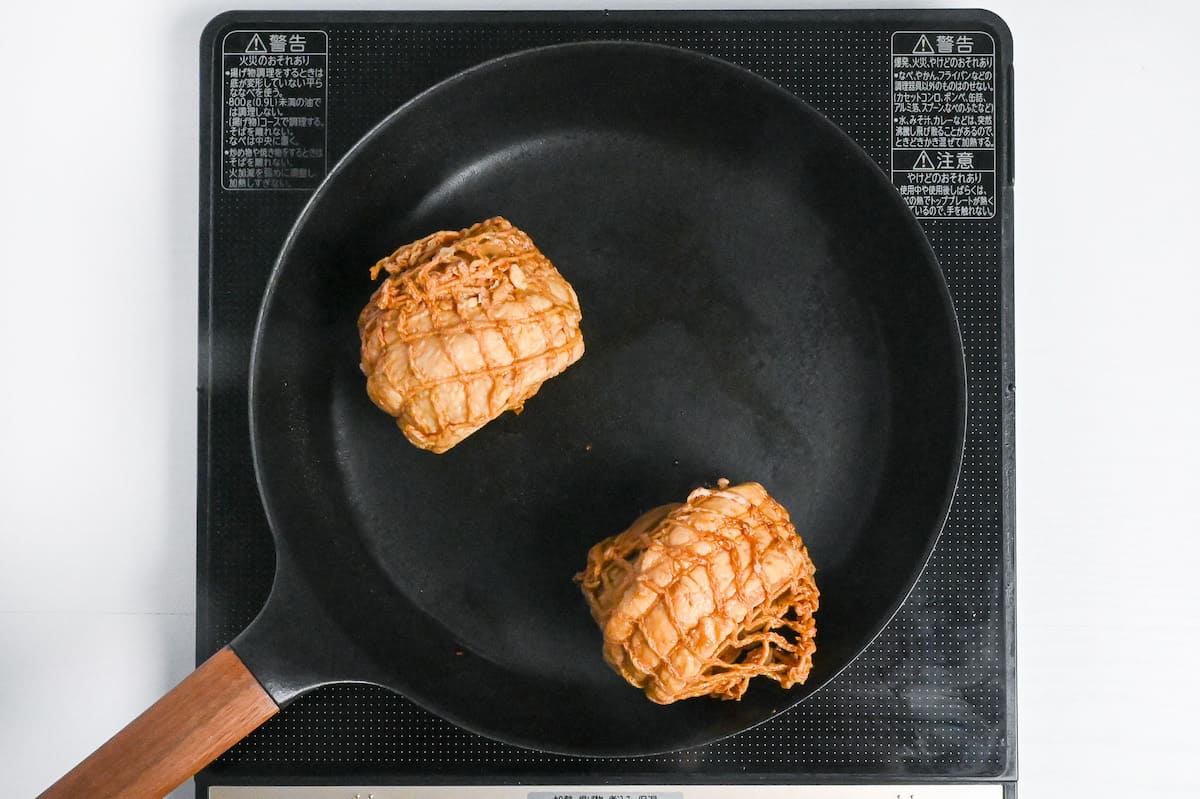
[358,217,584,453]
[577,481,819,704]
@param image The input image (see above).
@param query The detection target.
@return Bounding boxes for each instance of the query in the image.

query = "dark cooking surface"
[198,8,1013,785]
[239,40,965,756]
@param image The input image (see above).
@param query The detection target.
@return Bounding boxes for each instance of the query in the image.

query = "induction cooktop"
[196,9,1015,799]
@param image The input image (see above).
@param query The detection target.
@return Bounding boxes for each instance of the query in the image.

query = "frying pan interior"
[244,42,966,755]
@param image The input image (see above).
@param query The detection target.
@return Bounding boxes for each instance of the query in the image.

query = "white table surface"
[3,1,1198,797]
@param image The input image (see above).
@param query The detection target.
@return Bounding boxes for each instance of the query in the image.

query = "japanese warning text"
[891,31,996,219]
[221,30,328,190]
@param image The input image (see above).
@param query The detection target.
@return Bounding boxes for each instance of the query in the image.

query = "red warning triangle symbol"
[913,150,936,170]
[245,33,267,53]
[912,35,935,54]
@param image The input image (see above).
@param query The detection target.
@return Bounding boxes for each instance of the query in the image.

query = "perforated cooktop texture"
[198,9,1014,787]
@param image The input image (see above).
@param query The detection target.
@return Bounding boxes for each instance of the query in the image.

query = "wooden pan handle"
[37,646,279,799]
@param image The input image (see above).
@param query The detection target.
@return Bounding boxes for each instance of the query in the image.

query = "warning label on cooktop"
[220,30,327,190]
[891,31,996,219]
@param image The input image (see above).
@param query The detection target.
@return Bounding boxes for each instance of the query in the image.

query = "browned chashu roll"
[577,480,819,704]
[358,217,584,453]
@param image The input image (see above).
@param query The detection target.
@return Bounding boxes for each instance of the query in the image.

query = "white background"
[2,1,1198,797]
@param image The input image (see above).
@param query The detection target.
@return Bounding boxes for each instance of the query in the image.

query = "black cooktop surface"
[197,8,1014,794]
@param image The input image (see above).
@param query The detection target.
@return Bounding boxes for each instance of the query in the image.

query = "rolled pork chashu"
[578,481,819,704]
[358,217,584,453]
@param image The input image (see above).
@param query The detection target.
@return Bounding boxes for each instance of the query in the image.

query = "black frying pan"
[42,42,964,798]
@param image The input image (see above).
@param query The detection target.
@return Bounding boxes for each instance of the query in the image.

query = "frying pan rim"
[244,39,968,756]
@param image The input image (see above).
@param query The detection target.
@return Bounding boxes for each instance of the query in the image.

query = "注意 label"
[891,31,996,219]
[220,30,328,190]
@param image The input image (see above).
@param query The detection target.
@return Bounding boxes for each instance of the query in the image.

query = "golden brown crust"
[576,481,819,704]
[358,217,584,453]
